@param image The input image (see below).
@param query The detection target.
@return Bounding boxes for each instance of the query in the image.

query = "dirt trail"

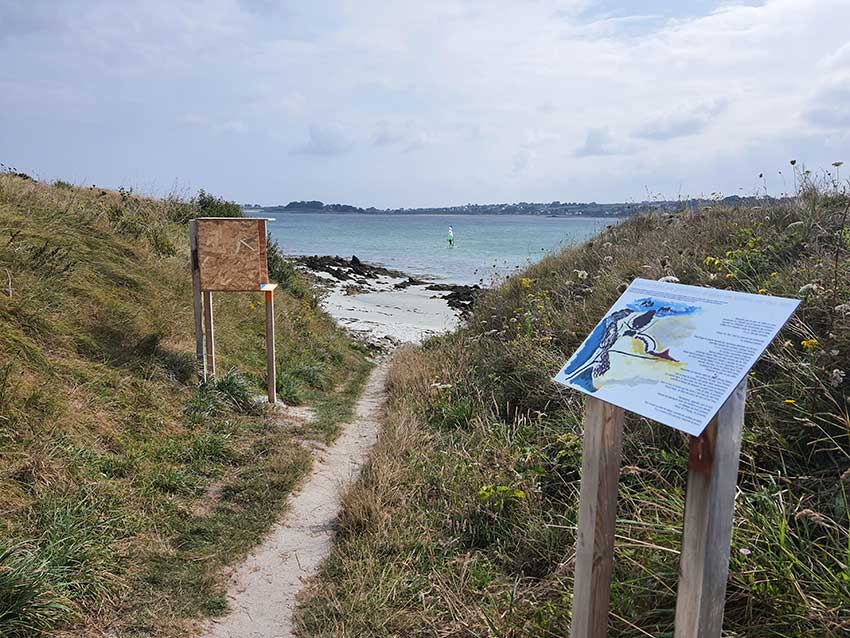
[203,362,388,638]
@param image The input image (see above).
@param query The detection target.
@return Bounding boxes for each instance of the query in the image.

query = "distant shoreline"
[255,210,625,218]
[243,194,787,218]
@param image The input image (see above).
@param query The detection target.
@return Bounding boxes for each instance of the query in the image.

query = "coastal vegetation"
[299,181,850,636]
[0,172,370,636]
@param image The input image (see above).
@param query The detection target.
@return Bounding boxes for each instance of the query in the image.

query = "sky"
[1,0,848,207]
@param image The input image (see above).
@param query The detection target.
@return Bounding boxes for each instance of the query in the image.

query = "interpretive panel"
[553,278,799,435]
[195,218,269,291]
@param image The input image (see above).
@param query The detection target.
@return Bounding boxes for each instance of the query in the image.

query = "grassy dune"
[300,189,850,636]
[0,173,370,637]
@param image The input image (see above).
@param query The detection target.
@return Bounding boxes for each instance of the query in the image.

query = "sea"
[258,213,613,285]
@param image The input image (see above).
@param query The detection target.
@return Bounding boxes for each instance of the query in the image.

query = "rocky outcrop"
[425,283,481,315]
[293,255,405,281]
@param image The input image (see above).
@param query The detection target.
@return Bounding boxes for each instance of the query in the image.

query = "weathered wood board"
[196,218,269,291]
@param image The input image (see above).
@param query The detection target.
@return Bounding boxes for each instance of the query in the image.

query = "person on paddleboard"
[448,225,454,247]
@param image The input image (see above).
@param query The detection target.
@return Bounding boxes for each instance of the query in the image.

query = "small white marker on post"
[262,283,277,404]
[203,290,216,379]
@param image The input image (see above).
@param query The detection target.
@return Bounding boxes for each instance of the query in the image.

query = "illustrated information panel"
[553,278,799,436]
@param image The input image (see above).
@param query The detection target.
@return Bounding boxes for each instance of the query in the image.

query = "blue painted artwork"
[557,297,700,393]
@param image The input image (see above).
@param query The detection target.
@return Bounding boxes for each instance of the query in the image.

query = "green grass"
[309,359,373,442]
[299,185,850,637]
[0,173,370,636]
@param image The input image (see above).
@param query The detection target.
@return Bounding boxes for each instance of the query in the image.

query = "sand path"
[203,362,388,638]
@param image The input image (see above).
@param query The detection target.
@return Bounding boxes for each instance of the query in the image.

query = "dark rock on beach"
[393,276,427,290]
[426,283,481,315]
[293,255,405,281]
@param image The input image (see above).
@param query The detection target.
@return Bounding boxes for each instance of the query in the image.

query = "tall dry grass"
[300,185,850,637]
[0,172,370,636]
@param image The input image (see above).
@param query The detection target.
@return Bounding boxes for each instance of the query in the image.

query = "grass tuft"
[0,543,72,637]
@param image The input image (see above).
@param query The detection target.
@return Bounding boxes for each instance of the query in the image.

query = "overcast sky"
[1,0,848,207]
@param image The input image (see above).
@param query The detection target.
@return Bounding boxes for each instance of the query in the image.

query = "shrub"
[195,189,242,218]
[266,234,314,302]
[165,190,242,223]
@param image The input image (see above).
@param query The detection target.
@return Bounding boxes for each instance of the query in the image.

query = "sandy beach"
[292,256,477,348]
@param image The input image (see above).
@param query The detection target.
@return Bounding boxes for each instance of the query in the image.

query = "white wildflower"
[798,283,821,296]
[659,275,680,283]
[603,255,613,263]
[829,369,845,387]
[574,269,588,280]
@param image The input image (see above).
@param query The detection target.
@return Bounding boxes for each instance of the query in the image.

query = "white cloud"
[806,77,850,130]
[294,123,353,156]
[1,0,848,206]
[805,40,850,131]
[636,99,728,141]
[575,127,634,157]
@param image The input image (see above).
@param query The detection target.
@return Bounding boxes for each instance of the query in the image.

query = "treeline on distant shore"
[245,194,791,218]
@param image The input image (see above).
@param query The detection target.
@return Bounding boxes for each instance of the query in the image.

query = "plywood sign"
[195,218,269,291]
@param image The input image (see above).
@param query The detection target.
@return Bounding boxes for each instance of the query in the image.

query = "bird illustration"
[557,296,698,392]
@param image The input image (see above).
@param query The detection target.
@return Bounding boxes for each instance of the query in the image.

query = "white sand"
[203,363,388,638]
[319,275,460,344]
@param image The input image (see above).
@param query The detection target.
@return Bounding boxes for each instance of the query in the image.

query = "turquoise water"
[260,213,612,285]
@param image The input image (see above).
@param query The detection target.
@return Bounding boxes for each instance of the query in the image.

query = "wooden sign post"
[571,398,624,638]
[674,378,746,638]
[553,279,799,638]
[189,217,277,403]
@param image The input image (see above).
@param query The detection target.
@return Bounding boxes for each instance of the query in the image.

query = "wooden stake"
[265,288,276,403]
[571,396,625,638]
[674,378,747,638]
[203,290,216,379]
[189,220,206,382]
